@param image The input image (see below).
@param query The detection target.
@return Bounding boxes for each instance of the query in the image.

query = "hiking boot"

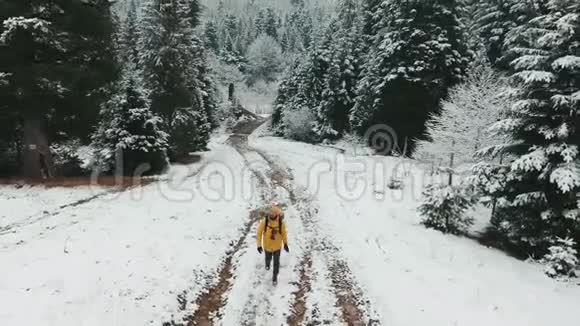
[272,275,278,285]
[266,265,270,271]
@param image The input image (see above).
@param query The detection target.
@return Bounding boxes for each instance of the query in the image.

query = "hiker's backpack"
[264,214,284,239]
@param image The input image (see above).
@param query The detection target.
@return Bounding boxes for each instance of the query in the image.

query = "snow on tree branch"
[0,17,51,44]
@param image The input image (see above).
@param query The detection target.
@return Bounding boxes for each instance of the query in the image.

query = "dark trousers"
[265,250,281,279]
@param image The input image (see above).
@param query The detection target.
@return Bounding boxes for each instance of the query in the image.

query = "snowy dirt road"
[183,119,378,326]
[2,119,580,326]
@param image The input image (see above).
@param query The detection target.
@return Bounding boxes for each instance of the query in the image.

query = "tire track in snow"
[179,119,285,325]
[0,189,120,235]
[186,209,261,326]
[1,158,212,237]
[183,119,378,325]
[248,149,319,326]
[203,122,307,325]
[252,148,379,326]
[185,123,271,326]
[287,254,313,326]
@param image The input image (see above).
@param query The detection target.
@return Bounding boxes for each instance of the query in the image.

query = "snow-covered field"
[0,139,260,325]
[0,185,110,229]
[1,126,579,326]
[251,135,580,326]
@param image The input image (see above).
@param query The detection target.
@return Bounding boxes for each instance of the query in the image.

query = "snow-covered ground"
[0,139,261,325]
[1,127,579,326]
[0,185,109,228]
[251,135,580,326]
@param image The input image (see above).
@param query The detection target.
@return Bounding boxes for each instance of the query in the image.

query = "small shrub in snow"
[282,107,318,143]
[419,184,475,234]
[50,140,87,177]
[542,238,579,279]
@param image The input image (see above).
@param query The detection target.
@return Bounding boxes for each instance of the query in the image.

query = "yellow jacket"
[256,216,288,252]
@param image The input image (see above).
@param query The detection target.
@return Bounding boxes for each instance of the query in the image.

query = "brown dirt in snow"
[276,170,371,326]
[187,209,261,326]
[185,119,269,326]
[287,254,313,326]
[328,259,368,326]
[181,118,376,326]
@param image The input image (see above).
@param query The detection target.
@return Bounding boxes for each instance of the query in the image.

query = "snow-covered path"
[1,120,580,326]
[187,120,373,326]
[251,134,580,326]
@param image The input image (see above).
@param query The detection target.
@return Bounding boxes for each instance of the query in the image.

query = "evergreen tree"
[255,8,279,40]
[458,0,485,57]
[0,0,117,177]
[273,26,334,136]
[222,13,239,52]
[120,0,140,65]
[283,7,314,52]
[272,61,301,131]
[185,0,202,28]
[291,0,305,8]
[193,35,220,130]
[139,0,211,160]
[361,0,384,38]
[475,0,546,68]
[264,8,279,40]
[255,8,267,37]
[204,21,219,52]
[92,68,169,176]
[351,0,470,155]
[315,0,363,139]
[476,0,580,256]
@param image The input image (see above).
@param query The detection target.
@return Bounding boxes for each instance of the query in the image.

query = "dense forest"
[0,0,579,274]
[0,0,219,178]
[269,0,580,272]
[0,0,333,178]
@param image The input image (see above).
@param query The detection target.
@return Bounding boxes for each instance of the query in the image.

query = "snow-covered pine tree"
[542,237,579,278]
[272,22,334,139]
[92,68,169,176]
[272,60,301,132]
[0,0,117,177]
[192,35,220,131]
[361,0,384,39]
[255,8,279,40]
[458,0,486,57]
[120,0,140,66]
[415,65,510,180]
[204,21,219,51]
[264,8,279,40]
[351,0,471,155]
[139,0,211,160]
[315,0,364,139]
[291,0,305,8]
[222,13,239,53]
[475,0,546,69]
[474,0,514,66]
[478,0,580,256]
[419,183,476,234]
[282,6,314,52]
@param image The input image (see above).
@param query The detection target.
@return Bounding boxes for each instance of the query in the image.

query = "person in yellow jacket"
[256,205,289,285]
